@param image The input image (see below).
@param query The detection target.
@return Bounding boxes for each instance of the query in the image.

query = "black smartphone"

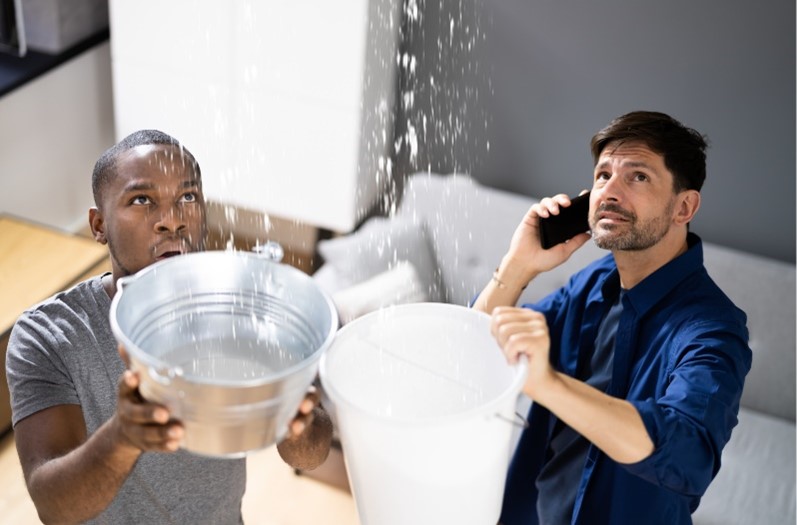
[538,192,591,249]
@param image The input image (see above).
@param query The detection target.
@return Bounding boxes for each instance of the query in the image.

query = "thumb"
[117,343,131,367]
[561,232,591,257]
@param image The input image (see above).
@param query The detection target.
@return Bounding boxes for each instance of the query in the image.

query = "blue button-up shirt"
[500,234,752,525]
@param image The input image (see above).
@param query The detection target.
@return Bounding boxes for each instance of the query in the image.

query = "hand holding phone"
[538,192,591,249]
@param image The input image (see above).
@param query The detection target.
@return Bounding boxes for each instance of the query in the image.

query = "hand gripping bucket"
[319,303,528,525]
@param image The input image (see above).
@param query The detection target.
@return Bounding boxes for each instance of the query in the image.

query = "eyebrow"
[121,178,200,194]
[595,160,655,171]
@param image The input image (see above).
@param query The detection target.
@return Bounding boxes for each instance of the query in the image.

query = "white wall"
[0,42,115,232]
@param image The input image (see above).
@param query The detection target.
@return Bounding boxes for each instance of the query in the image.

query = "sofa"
[313,172,796,524]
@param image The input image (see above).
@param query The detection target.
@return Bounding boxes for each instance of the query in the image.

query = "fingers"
[117,371,167,423]
[490,307,550,364]
[286,387,321,438]
[561,232,592,255]
[533,193,574,219]
[297,386,319,415]
[116,370,183,452]
[125,421,184,451]
[117,343,131,367]
[491,306,546,340]
[118,369,139,400]
[287,410,316,438]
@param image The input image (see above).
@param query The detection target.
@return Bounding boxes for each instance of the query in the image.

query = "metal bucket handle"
[494,355,529,428]
[494,411,530,429]
[251,241,284,263]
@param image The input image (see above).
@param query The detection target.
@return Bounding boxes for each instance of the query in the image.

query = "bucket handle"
[251,241,284,263]
[148,365,182,386]
[495,411,530,429]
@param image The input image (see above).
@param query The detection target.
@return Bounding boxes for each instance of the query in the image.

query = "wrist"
[496,255,537,290]
[107,415,144,458]
[526,369,564,405]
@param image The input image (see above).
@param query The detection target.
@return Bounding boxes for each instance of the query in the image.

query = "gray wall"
[393,0,795,263]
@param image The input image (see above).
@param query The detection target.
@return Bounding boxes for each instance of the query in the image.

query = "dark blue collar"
[623,232,704,316]
[588,233,704,315]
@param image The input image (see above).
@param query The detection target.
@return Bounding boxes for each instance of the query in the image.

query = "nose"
[154,206,186,234]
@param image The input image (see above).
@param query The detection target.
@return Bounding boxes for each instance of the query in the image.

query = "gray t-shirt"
[6,275,246,524]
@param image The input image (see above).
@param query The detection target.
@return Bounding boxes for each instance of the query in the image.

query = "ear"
[89,207,108,245]
[673,190,701,226]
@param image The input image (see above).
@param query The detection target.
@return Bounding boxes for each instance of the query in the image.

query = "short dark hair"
[590,111,708,192]
[92,129,201,206]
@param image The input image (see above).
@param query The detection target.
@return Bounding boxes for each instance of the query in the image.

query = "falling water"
[142,1,495,382]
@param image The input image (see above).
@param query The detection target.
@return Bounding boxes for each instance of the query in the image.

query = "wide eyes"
[131,195,152,205]
[593,171,650,183]
[180,192,198,203]
[129,192,198,206]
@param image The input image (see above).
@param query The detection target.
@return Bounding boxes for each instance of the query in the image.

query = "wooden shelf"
[0,215,109,432]
[0,216,108,335]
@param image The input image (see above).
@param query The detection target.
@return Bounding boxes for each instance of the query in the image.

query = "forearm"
[536,373,654,464]
[26,417,141,525]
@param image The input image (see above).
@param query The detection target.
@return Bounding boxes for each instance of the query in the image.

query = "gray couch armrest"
[312,264,345,295]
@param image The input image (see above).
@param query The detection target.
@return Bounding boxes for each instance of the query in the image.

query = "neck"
[613,231,689,289]
[102,272,117,299]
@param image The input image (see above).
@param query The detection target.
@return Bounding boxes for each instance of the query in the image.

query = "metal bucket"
[109,250,338,458]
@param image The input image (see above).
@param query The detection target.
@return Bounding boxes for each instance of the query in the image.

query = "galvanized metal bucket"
[110,250,338,458]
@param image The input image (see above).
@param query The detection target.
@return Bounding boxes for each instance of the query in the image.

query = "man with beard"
[6,130,332,524]
[474,111,751,525]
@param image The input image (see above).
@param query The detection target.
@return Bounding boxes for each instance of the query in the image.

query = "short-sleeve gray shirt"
[6,275,246,524]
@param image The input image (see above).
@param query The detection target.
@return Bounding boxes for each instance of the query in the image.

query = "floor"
[0,430,360,525]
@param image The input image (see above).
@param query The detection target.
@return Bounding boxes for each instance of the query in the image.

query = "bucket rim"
[109,250,339,387]
[318,303,528,426]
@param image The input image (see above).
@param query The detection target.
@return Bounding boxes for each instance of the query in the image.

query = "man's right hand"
[113,369,184,453]
[503,193,591,280]
[472,193,591,315]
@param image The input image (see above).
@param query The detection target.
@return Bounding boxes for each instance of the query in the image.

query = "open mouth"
[154,246,186,260]
[154,238,189,260]
[598,215,628,224]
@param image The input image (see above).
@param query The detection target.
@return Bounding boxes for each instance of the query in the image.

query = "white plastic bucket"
[319,303,528,525]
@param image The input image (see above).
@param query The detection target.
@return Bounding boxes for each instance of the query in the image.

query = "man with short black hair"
[7,130,332,524]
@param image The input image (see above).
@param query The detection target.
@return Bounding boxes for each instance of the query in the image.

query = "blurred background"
[0,0,793,263]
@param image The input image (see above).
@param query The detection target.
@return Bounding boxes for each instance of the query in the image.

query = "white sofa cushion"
[317,216,445,302]
[331,261,428,325]
[702,243,796,421]
[693,407,796,524]
[395,173,606,306]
